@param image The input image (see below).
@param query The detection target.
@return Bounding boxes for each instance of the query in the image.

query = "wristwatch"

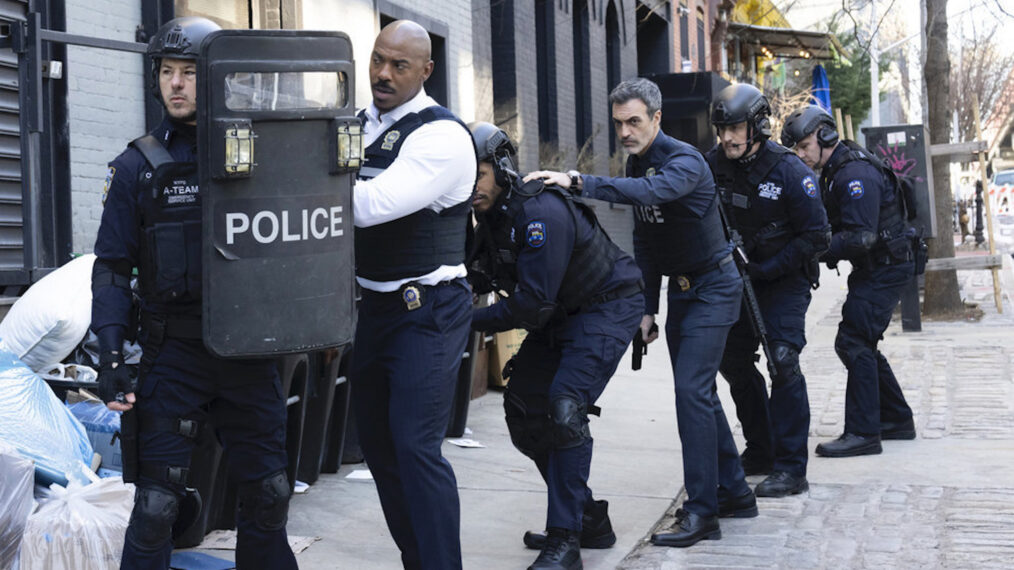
[566,170,581,192]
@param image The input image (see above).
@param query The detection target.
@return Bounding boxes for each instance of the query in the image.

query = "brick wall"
[65,0,145,254]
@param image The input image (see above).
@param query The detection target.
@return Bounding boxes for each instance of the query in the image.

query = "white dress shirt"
[353,89,476,292]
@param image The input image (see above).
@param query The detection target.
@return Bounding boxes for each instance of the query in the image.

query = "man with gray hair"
[527,77,755,548]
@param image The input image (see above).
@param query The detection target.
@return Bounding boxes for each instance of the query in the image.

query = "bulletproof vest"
[631,143,727,275]
[708,141,794,260]
[132,134,202,307]
[354,106,472,281]
[467,209,519,295]
[500,183,621,313]
[820,140,907,240]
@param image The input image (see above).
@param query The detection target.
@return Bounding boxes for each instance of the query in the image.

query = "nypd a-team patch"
[848,179,864,199]
[102,166,116,204]
[802,175,818,198]
[526,221,546,248]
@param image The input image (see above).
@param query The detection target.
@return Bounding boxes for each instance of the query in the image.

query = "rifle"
[632,323,658,371]
[717,200,778,380]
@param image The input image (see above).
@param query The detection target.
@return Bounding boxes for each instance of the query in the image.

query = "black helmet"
[147,16,221,61]
[469,121,519,189]
[711,83,771,141]
[781,105,839,149]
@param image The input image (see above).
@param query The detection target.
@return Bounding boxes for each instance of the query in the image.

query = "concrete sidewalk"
[275,265,1014,569]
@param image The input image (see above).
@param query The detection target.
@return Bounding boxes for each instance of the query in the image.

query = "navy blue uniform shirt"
[472,190,641,332]
[583,132,730,314]
[821,143,899,262]
[92,119,198,344]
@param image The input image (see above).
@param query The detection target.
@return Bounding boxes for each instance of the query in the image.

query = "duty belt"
[669,253,734,292]
[140,312,202,341]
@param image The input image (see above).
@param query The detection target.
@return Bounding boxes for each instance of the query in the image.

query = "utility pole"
[870,0,880,126]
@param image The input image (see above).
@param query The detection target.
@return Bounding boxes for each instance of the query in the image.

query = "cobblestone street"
[619,268,1014,569]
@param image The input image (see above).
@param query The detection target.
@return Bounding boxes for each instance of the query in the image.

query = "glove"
[98,351,135,405]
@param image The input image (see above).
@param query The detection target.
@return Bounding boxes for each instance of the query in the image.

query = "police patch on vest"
[526,221,546,248]
[802,175,818,198]
[160,178,200,207]
[758,182,782,200]
[381,130,400,151]
[848,180,864,199]
[102,166,116,205]
[646,167,656,177]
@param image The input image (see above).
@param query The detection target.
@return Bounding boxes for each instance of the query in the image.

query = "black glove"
[98,351,134,405]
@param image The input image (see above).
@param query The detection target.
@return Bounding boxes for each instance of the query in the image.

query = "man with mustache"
[528,77,755,548]
[467,122,643,570]
[349,20,475,569]
[91,17,299,569]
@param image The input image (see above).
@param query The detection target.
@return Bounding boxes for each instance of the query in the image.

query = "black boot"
[527,528,582,570]
[523,500,616,549]
[755,471,809,497]
[718,490,758,518]
[881,418,916,440]
[815,433,882,457]
[650,510,721,547]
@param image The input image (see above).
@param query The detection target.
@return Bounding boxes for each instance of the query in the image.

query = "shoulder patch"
[802,175,818,198]
[526,221,546,248]
[102,166,116,205]
[848,179,864,199]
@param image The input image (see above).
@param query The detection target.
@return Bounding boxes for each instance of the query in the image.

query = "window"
[536,0,557,143]
[573,0,592,151]
[679,1,689,62]
[697,8,706,70]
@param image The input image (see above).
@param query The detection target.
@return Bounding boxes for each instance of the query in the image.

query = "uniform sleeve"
[471,196,575,332]
[353,120,476,227]
[91,154,141,352]
[828,163,882,261]
[581,150,711,206]
[752,162,830,279]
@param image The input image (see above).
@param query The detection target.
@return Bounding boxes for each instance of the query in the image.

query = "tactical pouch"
[119,408,139,483]
[752,224,792,260]
[885,235,912,264]
[912,233,929,275]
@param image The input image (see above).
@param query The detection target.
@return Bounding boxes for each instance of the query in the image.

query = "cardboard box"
[488,329,528,387]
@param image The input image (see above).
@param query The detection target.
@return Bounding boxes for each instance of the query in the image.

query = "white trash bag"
[20,477,134,570]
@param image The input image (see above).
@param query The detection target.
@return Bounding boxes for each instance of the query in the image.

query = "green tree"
[821,18,889,125]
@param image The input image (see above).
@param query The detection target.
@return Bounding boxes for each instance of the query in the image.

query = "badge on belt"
[402,284,422,310]
[676,275,691,291]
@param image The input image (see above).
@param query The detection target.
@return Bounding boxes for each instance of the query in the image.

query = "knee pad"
[126,485,179,551]
[770,343,803,389]
[550,396,591,450]
[504,390,553,459]
[238,471,291,532]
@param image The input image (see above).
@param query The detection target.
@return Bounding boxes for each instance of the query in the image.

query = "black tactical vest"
[132,135,202,307]
[820,140,907,240]
[709,141,795,260]
[481,183,621,313]
[354,106,473,282]
[630,141,727,275]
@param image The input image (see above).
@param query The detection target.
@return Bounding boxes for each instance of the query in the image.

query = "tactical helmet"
[711,83,772,142]
[781,105,839,149]
[147,17,221,103]
[469,121,519,190]
[147,16,221,61]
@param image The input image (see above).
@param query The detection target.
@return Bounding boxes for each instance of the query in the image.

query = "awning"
[727,22,850,62]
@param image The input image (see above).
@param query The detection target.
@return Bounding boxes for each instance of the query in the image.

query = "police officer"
[528,77,755,548]
[468,123,643,569]
[349,20,475,569]
[706,84,829,496]
[781,105,917,457]
[91,17,298,569]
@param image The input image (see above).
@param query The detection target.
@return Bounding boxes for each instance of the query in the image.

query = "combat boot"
[528,528,582,570]
[523,499,616,549]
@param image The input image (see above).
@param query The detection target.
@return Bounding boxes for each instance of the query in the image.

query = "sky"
[778,0,1014,54]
